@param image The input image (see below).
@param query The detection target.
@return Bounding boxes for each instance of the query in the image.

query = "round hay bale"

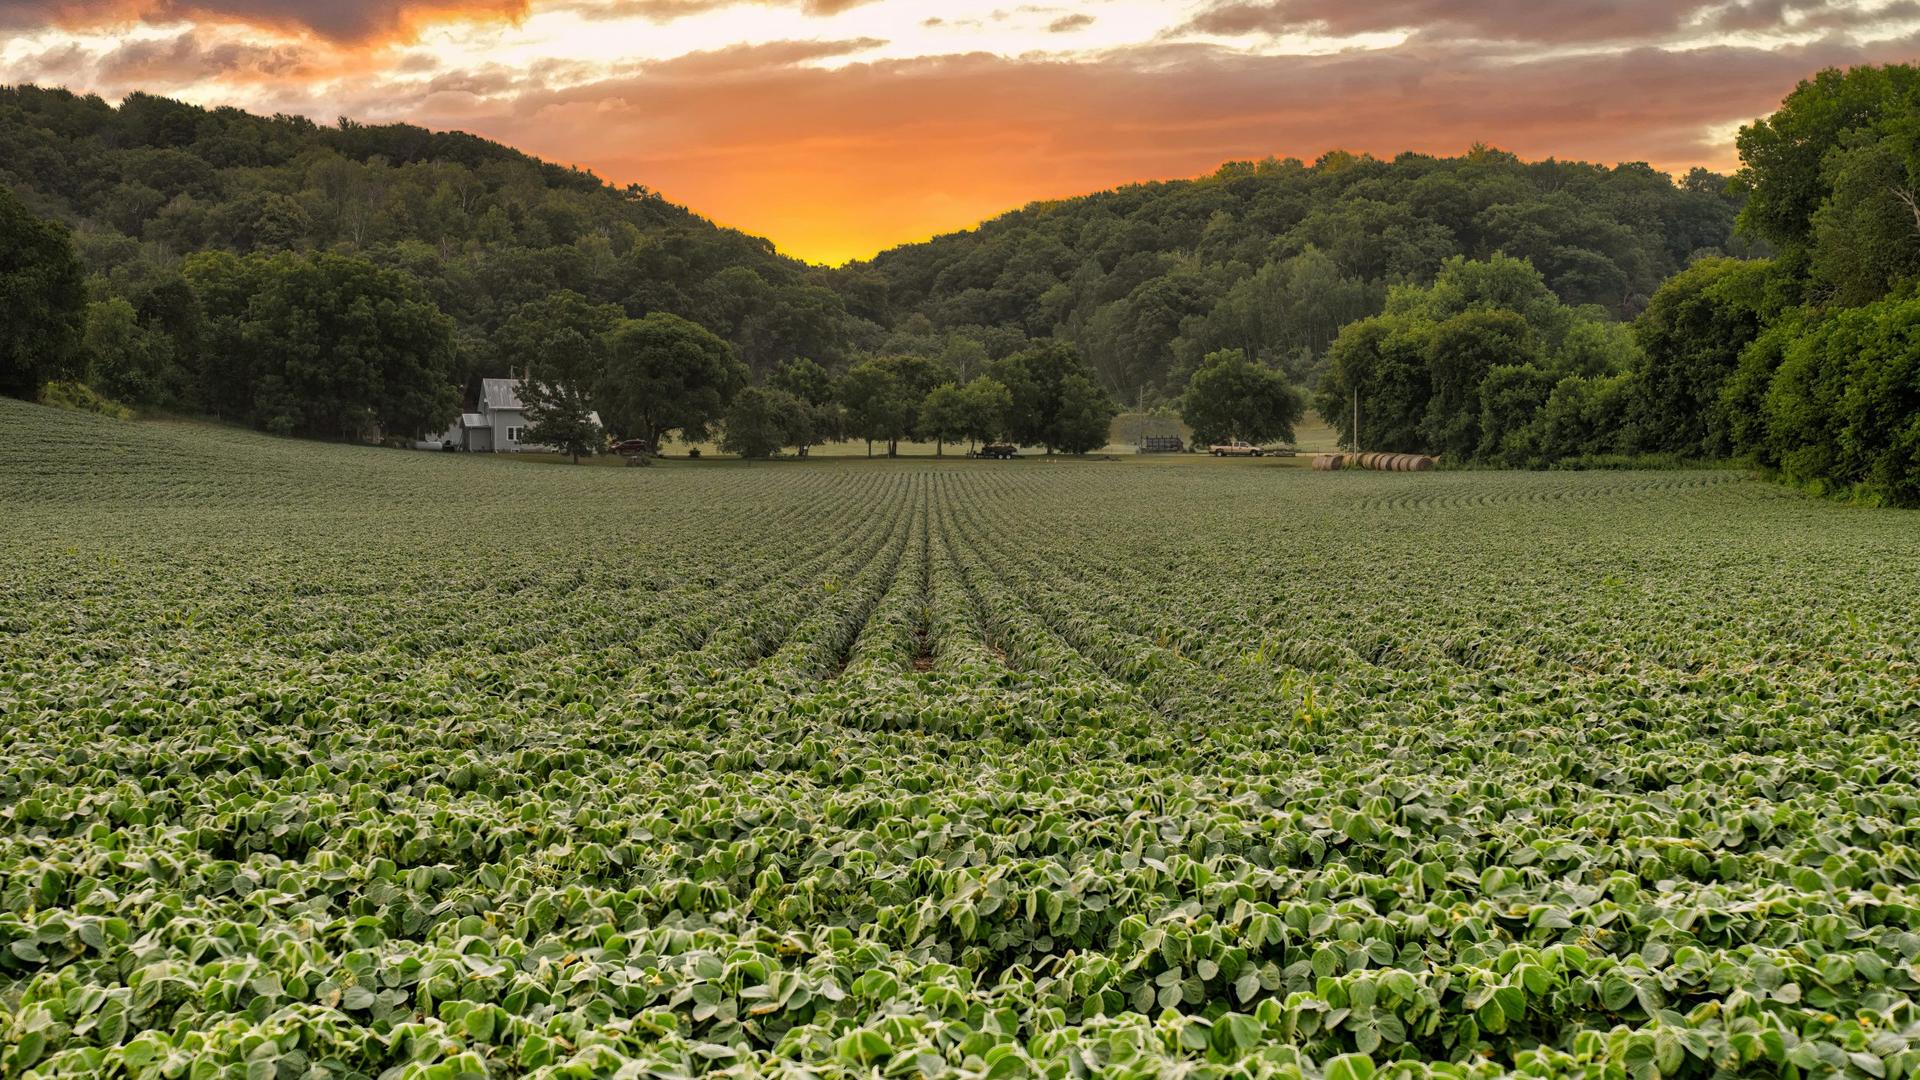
[1410,455,1435,471]
[1394,454,1415,471]
[1311,453,1339,471]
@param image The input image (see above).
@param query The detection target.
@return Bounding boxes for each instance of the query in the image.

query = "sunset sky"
[4,1,1919,263]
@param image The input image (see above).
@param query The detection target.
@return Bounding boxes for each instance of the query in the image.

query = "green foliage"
[36,379,132,419]
[598,312,747,447]
[1630,258,1775,457]
[1761,287,1920,504]
[1179,349,1304,446]
[1420,308,1539,460]
[79,296,186,408]
[1474,363,1555,465]
[955,376,1014,447]
[916,383,971,455]
[721,385,807,459]
[496,290,621,390]
[1316,315,1432,453]
[0,183,85,398]
[0,86,837,389]
[519,379,603,463]
[1316,257,1609,461]
[179,250,459,439]
[839,358,922,455]
[868,152,1736,397]
[6,399,1920,1078]
[990,341,1119,453]
[501,290,620,461]
[769,358,843,448]
[770,357,836,408]
[1704,63,1920,504]
[1735,64,1920,254]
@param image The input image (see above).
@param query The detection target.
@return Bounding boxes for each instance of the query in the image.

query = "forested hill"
[5,84,1752,415]
[0,85,850,385]
[849,151,1751,403]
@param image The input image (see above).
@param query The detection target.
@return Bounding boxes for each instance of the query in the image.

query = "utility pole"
[1351,386,1359,452]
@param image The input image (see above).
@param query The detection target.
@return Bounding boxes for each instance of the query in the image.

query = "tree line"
[5,68,1919,501]
[0,84,1745,427]
[857,146,1747,404]
[509,310,1120,461]
[1308,63,1920,506]
[0,179,1122,459]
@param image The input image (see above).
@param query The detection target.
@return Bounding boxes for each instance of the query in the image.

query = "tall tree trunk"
[936,438,943,457]
[866,438,873,457]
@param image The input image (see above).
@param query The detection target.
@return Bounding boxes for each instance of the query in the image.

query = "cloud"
[0,1,533,41]
[1181,0,1682,42]
[1181,0,1920,41]
[1049,13,1093,33]
[562,0,878,20]
[1710,0,1920,32]
[5,28,331,90]
[318,30,1912,262]
[641,37,887,75]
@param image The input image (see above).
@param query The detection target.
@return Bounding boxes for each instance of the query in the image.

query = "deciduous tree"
[598,312,747,449]
[0,185,85,399]
[1178,349,1304,447]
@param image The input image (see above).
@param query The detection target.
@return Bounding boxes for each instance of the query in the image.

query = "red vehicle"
[611,437,656,456]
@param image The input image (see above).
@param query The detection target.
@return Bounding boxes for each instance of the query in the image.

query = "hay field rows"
[2,398,1919,1080]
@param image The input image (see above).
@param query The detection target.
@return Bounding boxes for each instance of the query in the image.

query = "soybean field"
[3,397,1920,1080]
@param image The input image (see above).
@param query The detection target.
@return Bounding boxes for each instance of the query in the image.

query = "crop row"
[4,401,1920,1079]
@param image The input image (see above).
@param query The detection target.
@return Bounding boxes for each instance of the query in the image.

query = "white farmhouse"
[434,377,600,452]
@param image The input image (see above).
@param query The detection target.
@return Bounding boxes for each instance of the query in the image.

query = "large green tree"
[956,376,1012,449]
[839,359,918,457]
[917,384,969,457]
[82,296,186,408]
[1735,65,1920,254]
[1314,315,1432,453]
[1179,349,1304,446]
[183,250,458,439]
[598,312,747,448]
[1630,258,1775,457]
[721,386,807,459]
[1762,290,1920,505]
[0,185,85,399]
[989,341,1118,454]
[769,357,841,452]
[502,290,619,462]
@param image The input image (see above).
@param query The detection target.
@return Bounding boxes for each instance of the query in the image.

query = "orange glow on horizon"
[1,0,1903,265]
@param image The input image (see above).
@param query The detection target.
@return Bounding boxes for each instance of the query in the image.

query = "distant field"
[4,398,1919,1079]
[652,411,1339,460]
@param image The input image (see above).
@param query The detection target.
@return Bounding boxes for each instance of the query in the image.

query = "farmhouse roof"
[481,378,524,412]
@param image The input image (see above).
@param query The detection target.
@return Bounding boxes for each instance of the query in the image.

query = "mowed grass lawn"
[3,396,1919,1079]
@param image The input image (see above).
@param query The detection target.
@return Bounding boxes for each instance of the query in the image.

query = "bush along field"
[2,398,1919,1080]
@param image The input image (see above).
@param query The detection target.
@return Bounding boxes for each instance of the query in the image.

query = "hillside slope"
[0,85,854,382]
[846,150,1750,402]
